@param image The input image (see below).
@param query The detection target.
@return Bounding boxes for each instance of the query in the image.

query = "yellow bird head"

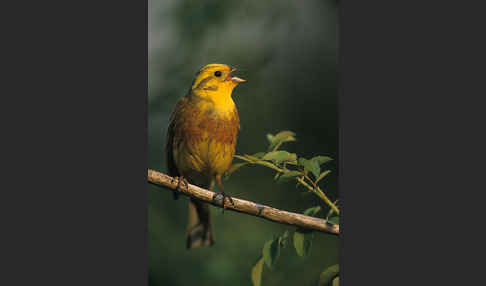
[190,64,245,105]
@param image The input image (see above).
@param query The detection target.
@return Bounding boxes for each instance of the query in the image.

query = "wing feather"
[165,96,189,199]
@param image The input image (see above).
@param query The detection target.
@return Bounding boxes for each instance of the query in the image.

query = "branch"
[148,169,339,235]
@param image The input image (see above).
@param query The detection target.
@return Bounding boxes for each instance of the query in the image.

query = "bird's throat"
[193,90,236,118]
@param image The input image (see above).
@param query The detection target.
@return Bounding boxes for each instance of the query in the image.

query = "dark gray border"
[340,0,485,285]
[3,0,148,285]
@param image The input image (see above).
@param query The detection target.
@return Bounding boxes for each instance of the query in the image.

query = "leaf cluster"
[226,131,340,286]
[227,130,338,215]
[251,206,339,286]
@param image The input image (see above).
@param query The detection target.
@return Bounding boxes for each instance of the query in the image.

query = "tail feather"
[186,198,214,248]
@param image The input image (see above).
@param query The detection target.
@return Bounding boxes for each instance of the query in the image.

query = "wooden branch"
[148,169,339,235]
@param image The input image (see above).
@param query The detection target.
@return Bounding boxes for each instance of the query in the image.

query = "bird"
[165,63,245,248]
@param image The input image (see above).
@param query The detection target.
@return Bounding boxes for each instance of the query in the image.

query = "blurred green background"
[148,0,338,285]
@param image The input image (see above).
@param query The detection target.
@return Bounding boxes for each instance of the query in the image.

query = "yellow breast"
[172,96,240,180]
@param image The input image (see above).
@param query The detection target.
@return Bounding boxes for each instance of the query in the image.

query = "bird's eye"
[214,71,222,77]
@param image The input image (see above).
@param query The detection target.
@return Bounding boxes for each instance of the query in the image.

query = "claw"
[212,191,234,213]
[213,174,234,212]
[226,194,234,206]
[172,176,189,193]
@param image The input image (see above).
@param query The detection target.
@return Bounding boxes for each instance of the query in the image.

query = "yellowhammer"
[165,63,245,248]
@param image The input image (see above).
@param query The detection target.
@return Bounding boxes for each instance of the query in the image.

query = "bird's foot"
[214,174,233,212]
[171,176,189,193]
[212,191,234,213]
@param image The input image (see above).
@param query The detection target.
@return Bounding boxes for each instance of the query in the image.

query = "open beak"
[226,68,246,83]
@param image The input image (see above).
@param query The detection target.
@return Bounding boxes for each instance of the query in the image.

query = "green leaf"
[262,239,280,268]
[311,156,333,166]
[267,130,296,151]
[251,257,264,286]
[277,230,290,248]
[328,216,339,225]
[298,158,308,170]
[279,153,297,164]
[266,133,275,144]
[308,159,321,179]
[282,230,289,239]
[316,170,331,184]
[298,157,319,178]
[262,151,287,160]
[285,160,298,165]
[303,206,321,217]
[318,264,339,286]
[253,152,266,159]
[261,151,297,164]
[332,277,339,286]
[299,156,332,179]
[293,230,312,257]
[277,171,302,183]
[274,130,296,139]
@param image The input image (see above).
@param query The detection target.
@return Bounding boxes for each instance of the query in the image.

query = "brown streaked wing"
[165,96,189,199]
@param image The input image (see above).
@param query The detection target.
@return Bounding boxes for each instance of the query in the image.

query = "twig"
[303,173,340,215]
[148,169,339,235]
[232,155,340,215]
